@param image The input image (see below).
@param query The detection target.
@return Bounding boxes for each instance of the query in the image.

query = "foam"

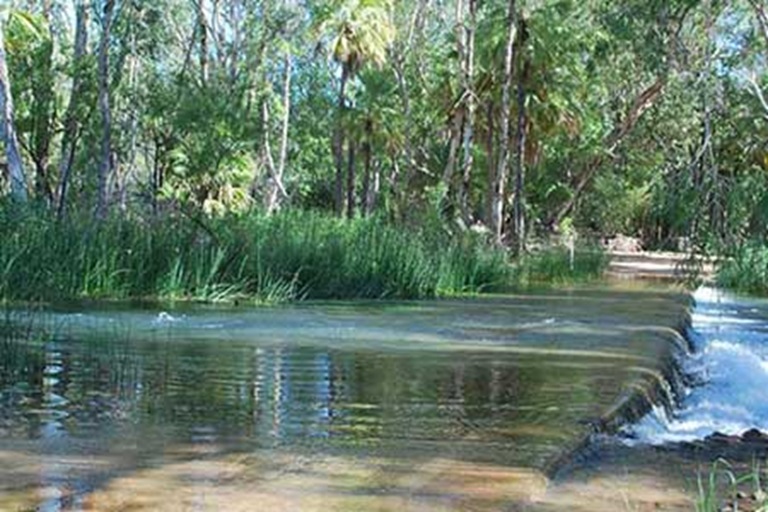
[625,286,768,444]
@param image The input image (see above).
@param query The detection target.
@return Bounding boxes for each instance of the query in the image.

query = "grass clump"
[513,245,608,286]
[695,459,768,512]
[0,207,511,304]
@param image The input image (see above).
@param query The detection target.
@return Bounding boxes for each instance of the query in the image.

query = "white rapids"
[626,286,768,445]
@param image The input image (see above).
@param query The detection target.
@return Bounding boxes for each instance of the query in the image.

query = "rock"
[742,428,768,443]
[708,431,743,446]
[752,489,767,503]
[604,234,643,253]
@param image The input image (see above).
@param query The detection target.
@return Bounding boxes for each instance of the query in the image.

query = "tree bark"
[96,0,115,219]
[0,24,27,202]
[490,0,517,245]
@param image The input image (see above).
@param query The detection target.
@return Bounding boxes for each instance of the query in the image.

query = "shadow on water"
[0,287,689,511]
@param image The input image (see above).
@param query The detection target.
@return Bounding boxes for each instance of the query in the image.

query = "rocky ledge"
[679,428,768,459]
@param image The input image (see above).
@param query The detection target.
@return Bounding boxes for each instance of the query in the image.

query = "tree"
[57,0,90,218]
[6,10,56,205]
[96,0,115,219]
[0,20,26,201]
[490,0,517,245]
[318,0,395,218]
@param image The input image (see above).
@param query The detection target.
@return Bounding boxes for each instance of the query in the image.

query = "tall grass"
[0,207,511,304]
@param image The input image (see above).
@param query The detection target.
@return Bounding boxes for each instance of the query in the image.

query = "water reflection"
[0,288,686,510]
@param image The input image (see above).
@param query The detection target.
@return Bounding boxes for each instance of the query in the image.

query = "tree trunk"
[57,0,89,216]
[442,106,464,189]
[458,0,477,226]
[490,0,517,245]
[0,24,27,202]
[266,52,292,214]
[346,139,356,219]
[96,0,115,219]
[261,101,285,209]
[512,57,528,254]
[197,0,209,84]
[124,30,139,212]
[392,55,413,204]
[361,118,373,215]
[333,66,349,217]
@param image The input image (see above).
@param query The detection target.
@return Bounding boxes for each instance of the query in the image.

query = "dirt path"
[606,251,715,282]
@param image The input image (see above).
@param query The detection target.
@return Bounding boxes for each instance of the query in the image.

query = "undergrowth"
[717,242,768,296]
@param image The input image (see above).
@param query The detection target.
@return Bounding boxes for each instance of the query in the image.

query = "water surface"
[0,287,687,511]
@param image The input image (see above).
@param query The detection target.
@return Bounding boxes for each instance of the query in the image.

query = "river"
[0,285,714,511]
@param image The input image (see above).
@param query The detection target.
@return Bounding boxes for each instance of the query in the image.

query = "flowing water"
[0,288,689,511]
[628,286,768,444]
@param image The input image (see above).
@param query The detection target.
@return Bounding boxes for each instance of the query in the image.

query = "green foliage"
[0,206,511,304]
[717,242,768,295]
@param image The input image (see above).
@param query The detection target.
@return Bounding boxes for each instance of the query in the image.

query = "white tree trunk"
[267,52,292,214]
[491,0,517,245]
[458,0,476,226]
[0,25,27,202]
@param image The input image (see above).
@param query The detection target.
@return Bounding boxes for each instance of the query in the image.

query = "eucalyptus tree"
[95,0,116,219]
[0,17,26,201]
[490,0,516,245]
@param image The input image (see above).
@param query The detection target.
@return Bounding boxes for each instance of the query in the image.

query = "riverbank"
[0,207,613,305]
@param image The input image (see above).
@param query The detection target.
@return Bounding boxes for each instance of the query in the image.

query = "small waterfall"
[625,286,768,444]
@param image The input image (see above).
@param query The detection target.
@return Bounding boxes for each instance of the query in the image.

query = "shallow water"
[628,286,768,444]
[0,287,687,511]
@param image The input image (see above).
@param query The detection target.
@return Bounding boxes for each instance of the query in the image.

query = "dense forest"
[0,0,767,300]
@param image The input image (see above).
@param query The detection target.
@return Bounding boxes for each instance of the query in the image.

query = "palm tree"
[318,0,395,217]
